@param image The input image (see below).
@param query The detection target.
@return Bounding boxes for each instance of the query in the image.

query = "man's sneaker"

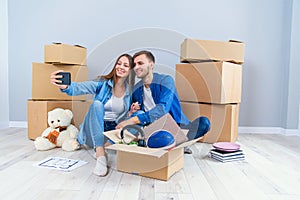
[184,147,193,154]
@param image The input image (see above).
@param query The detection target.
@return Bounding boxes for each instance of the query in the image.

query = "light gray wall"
[7,0,300,129]
[286,0,300,129]
[0,0,9,128]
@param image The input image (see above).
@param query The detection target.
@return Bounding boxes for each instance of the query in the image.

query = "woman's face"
[115,56,131,78]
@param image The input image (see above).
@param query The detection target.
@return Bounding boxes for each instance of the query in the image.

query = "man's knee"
[198,116,210,134]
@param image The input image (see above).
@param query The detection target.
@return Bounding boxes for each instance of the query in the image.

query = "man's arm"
[116,115,140,129]
[137,75,175,123]
[116,75,176,128]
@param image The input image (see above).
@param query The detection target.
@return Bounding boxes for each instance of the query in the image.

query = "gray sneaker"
[184,146,192,154]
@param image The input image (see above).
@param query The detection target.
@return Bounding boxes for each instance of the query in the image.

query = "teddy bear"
[34,108,80,151]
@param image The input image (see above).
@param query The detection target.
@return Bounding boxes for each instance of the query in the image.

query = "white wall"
[0,0,9,129]
[7,0,300,130]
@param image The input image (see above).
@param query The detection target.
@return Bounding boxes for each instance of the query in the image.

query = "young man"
[116,50,210,152]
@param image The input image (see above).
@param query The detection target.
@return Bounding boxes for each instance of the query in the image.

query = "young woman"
[50,53,134,176]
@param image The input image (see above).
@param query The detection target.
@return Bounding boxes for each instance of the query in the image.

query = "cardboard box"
[105,114,199,181]
[176,62,242,104]
[32,62,88,100]
[27,100,92,140]
[181,102,239,143]
[180,39,245,64]
[44,43,87,65]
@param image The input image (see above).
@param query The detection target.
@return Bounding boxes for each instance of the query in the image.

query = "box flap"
[143,113,188,145]
[105,144,167,158]
[50,42,86,49]
[173,128,201,149]
[74,44,86,49]
[174,137,202,149]
[104,129,136,144]
[228,39,243,43]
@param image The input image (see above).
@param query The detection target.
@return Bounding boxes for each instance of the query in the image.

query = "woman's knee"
[90,100,103,110]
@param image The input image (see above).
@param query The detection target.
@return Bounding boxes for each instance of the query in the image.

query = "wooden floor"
[0,128,300,200]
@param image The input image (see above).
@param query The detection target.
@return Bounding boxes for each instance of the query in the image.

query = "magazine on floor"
[33,157,87,172]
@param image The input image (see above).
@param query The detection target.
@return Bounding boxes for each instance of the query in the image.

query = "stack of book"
[209,148,245,162]
[208,142,245,162]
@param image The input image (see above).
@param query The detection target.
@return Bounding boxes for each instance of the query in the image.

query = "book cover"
[210,149,244,157]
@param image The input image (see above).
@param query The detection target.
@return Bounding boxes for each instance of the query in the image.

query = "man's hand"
[127,102,140,117]
[116,116,140,129]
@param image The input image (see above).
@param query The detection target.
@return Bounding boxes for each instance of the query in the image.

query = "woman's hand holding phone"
[50,70,71,90]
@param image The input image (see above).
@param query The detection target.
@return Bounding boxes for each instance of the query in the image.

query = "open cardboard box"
[104,114,201,181]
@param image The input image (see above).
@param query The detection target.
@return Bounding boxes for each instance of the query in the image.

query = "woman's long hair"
[98,53,135,92]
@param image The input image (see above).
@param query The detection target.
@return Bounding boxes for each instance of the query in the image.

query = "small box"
[176,62,242,104]
[27,100,92,140]
[105,114,199,181]
[181,102,239,143]
[180,39,245,64]
[44,43,87,65]
[32,62,88,100]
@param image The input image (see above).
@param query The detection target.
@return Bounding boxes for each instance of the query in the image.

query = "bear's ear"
[64,109,73,119]
[48,109,55,116]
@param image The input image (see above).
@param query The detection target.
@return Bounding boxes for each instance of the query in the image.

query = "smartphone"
[57,72,71,85]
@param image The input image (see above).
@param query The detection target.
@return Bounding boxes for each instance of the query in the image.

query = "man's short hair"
[133,50,155,63]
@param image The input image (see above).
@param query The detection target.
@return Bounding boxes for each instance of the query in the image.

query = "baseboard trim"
[239,126,300,136]
[9,121,27,128]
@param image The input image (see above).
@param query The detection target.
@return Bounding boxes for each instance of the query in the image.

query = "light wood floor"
[0,128,300,200]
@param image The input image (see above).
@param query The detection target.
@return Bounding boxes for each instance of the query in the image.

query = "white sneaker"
[93,156,108,176]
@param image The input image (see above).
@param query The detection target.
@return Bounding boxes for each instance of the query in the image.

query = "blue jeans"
[77,100,117,148]
[180,116,211,140]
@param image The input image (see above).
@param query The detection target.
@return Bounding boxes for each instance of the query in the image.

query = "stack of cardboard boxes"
[176,39,245,143]
[27,43,91,140]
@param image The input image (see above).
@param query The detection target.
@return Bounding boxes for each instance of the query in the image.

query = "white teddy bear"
[34,108,80,151]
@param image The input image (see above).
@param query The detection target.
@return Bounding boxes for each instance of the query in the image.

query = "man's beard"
[136,65,151,79]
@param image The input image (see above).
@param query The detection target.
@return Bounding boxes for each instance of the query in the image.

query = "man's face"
[133,54,153,78]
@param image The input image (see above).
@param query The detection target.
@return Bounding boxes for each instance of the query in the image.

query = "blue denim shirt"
[62,79,131,123]
[132,73,190,126]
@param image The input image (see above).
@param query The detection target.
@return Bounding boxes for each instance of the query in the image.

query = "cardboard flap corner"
[74,44,86,49]
[143,113,188,145]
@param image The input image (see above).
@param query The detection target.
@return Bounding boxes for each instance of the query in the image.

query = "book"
[210,149,243,157]
[210,154,245,162]
[209,149,245,162]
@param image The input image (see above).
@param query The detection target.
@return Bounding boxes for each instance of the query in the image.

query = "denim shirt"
[132,73,190,126]
[62,79,131,123]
